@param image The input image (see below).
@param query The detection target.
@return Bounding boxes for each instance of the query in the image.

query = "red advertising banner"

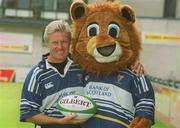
[0,69,15,82]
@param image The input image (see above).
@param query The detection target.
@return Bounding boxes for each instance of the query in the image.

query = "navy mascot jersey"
[81,69,155,128]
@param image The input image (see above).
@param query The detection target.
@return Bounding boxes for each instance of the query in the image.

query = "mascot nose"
[97,44,116,57]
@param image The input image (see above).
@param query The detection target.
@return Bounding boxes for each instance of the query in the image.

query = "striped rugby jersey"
[20,57,84,128]
[81,69,155,128]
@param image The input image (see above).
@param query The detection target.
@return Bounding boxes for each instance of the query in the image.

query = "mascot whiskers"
[70,1,155,128]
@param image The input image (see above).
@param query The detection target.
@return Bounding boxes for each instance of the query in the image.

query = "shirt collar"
[45,57,73,76]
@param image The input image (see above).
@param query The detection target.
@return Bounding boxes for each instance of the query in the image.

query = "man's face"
[47,32,70,63]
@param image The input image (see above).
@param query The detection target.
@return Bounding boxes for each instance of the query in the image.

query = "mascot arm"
[129,117,152,128]
[130,75,155,128]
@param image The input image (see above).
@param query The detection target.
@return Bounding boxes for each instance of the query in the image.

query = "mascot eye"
[108,24,120,38]
[87,24,100,37]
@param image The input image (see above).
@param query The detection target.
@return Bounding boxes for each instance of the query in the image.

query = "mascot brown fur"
[70,1,154,128]
[70,1,142,76]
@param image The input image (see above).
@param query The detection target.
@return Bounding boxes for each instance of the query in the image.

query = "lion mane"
[70,1,142,76]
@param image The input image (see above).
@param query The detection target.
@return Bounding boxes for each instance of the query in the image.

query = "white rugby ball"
[57,94,97,119]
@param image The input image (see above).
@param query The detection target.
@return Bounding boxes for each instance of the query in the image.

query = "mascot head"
[70,0,142,76]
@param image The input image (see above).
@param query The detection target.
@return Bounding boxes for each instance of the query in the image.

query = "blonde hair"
[43,20,71,44]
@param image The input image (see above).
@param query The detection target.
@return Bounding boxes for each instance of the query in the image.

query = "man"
[20,19,145,128]
[20,20,86,128]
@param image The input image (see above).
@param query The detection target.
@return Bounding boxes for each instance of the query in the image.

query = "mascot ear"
[70,1,87,21]
[121,5,135,23]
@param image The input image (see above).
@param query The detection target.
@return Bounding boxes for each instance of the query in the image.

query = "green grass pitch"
[0,82,170,128]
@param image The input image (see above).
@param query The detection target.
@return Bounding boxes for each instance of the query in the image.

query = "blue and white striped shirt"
[81,69,155,128]
[20,56,155,128]
[20,57,84,128]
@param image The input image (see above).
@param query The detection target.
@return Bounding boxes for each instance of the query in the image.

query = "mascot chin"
[70,1,155,128]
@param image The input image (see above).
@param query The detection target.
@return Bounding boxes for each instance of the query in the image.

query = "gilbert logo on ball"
[57,94,97,119]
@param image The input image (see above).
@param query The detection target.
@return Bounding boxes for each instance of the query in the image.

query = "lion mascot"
[70,1,155,128]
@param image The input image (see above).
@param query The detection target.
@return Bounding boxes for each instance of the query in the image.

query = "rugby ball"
[57,94,97,120]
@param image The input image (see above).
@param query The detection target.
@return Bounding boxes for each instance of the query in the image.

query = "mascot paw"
[129,117,152,128]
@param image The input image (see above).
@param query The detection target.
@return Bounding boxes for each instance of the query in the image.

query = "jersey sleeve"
[20,66,43,122]
[132,75,155,124]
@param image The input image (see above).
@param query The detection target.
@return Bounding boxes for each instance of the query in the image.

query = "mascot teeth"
[94,42,122,63]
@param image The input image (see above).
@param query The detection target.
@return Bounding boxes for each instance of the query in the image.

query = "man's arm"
[26,113,86,125]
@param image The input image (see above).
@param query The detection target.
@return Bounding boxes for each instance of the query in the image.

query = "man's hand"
[131,60,146,76]
[61,113,87,124]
